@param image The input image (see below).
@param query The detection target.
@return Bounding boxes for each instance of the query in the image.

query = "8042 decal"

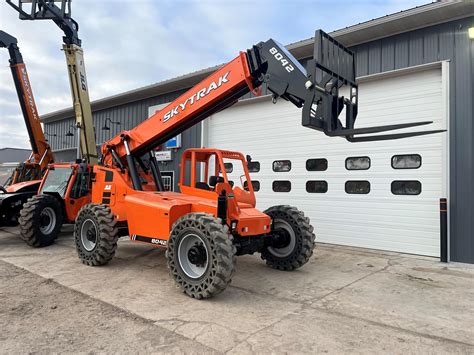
[131,234,167,247]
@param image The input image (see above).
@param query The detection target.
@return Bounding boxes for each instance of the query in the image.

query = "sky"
[0,0,429,149]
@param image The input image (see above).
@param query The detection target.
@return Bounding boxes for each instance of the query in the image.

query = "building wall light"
[469,27,474,40]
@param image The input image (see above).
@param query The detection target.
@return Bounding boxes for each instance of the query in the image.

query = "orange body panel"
[5,179,40,193]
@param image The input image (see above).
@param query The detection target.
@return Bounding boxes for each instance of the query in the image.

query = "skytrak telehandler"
[0,30,54,226]
[6,0,98,239]
[11,2,443,299]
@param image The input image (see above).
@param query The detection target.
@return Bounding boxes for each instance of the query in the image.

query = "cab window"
[40,167,73,198]
[70,172,90,199]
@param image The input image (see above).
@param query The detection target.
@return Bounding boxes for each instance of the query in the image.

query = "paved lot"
[0,226,473,353]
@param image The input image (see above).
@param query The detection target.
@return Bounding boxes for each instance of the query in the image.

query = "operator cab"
[38,162,92,220]
[179,148,256,208]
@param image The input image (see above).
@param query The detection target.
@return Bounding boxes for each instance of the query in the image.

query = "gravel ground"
[0,260,213,353]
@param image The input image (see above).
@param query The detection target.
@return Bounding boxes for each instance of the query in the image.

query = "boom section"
[0,30,52,170]
[63,43,98,163]
[102,53,254,165]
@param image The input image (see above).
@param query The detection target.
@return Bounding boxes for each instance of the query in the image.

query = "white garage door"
[205,64,448,257]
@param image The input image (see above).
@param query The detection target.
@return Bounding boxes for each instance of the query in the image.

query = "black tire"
[74,203,118,266]
[18,194,63,248]
[261,205,315,271]
[166,213,236,299]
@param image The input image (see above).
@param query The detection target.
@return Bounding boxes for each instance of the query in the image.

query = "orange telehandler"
[10,0,443,298]
[0,30,54,225]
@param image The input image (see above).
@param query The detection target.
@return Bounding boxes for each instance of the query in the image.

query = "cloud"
[0,0,428,149]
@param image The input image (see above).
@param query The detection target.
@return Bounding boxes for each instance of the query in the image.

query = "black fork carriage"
[302,30,445,142]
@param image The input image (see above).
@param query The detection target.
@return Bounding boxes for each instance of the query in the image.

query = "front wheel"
[18,194,63,247]
[74,204,118,266]
[261,205,315,271]
[166,213,236,299]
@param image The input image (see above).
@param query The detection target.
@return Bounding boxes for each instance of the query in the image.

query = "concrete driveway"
[0,226,473,353]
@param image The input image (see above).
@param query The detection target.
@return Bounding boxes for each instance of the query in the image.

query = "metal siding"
[0,148,31,163]
[381,41,395,72]
[423,29,438,63]
[394,33,409,69]
[53,149,75,162]
[438,22,455,61]
[451,17,473,263]
[368,41,382,74]
[409,32,424,66]
[355,44,369,76]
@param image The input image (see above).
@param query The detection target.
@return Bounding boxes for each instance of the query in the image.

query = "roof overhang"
[42,1,474,123]
[287,1,473,58]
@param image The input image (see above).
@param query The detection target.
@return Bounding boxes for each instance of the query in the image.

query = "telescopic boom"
[0,30,53,182]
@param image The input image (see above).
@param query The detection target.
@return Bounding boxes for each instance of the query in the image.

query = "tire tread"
[261,205,315,271]
[74,203,118,266]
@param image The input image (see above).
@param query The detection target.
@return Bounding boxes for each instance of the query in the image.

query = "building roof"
[42,0,473,123]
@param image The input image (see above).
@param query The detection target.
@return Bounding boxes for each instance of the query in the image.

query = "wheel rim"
[268,219,296,258]
[177,233,209,279]
[80,218,98,252]
[39,207,56,235]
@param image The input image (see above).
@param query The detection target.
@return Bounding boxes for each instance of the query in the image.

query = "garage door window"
[224,163,233,173]
[244,180,260,192]
[306,180,328,193]
[247,161,260,173]
[392,154,422,169]
[391,180,421,195]
[346,156,370,170]
[306,158,328,171]
[273,160,291,172]
[345,180,370,194]
[272,180,291,192]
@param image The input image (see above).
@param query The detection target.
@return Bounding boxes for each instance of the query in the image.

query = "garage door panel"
[207,67,446,257]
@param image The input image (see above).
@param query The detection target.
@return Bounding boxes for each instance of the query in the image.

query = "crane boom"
[0,30,53,177]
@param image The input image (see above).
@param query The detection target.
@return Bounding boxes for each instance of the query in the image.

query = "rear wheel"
[166,213,236,299]
[18,194,63,247]
[74,204,118,266]
[261,205,315,271]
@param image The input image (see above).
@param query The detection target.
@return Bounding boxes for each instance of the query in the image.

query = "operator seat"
[209,176,224,189]
[195,182,211,190]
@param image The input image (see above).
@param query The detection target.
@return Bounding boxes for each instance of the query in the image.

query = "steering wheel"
[0,186,7,194]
